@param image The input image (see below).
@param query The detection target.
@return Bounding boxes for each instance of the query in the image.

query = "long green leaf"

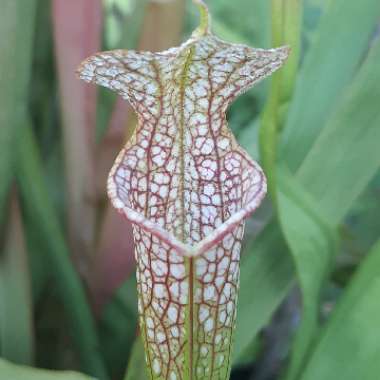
[299,239,380,380]
[234,222,295,363]
[0,195,34,364]
[298,39,380,224]
[0,358,93,380]
[16,126,108,379]
[278,169,337,380]
[281,0,380,170]
[280,36,380,380]
[0,0,37,223]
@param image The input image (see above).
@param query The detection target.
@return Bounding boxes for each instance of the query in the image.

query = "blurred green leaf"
[16,126,108,379]
[236,24,380,369]
[97,0,151,140]
[279,37,380,380]
[299,239,380,380]
[207,0,270,47]
[0,358,93,380]
[302,0,326,47]
[344,180,380,254]
[281,0,380,170]
[1,1,379,378]
[278,169,337,380]
[99,276,138,379]
[0,0,37,367]
[188,0,271,109]
[212,19,251,46]
[0,0,37,224]
[124,337,148,380]
[24,208,53,301]
[233,337,261,368]
[234,223,295,363]
[298,39,380,224]
[104,0,149,50]
[238,118,260,161]
[0,196,34,364]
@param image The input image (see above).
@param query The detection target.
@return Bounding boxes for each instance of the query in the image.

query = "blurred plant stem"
[52,0,102,280]
[0,192,34,365]
[259,0,302,206]
[281,1,302,104]
[93,0,186,312]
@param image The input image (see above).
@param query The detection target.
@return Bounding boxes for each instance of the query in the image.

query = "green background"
[1,0,380,379]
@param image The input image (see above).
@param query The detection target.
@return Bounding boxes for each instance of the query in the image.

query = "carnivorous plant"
[77,1,289,378]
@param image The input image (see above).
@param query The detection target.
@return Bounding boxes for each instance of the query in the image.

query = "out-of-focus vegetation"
[0,0,380,380]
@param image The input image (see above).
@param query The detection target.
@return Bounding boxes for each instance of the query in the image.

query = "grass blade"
[0,194,34,364]
[278,169,337,380]
[299,239,380,380]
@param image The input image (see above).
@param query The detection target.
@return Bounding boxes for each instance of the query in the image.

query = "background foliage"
[1,0,380,379]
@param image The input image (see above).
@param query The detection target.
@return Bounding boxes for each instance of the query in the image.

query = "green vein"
[179,46,196,380]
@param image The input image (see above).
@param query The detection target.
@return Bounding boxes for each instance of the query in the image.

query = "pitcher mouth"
[107,150,266,258]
